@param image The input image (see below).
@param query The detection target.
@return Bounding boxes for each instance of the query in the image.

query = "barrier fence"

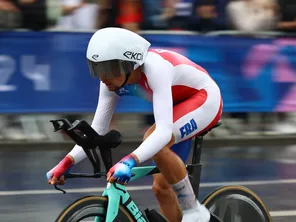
[1,30,296,114]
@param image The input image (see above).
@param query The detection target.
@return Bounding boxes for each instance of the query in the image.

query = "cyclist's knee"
[153,139,175,162]
[152,176,172,198]
[153,146,170,163]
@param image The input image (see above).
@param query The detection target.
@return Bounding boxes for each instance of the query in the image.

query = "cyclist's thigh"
[170,139,192,162]
[172,86,222,144]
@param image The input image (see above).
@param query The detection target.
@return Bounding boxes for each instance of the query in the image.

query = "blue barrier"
[0,31,296,114]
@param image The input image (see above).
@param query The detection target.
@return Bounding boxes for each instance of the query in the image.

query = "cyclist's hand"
[46,155,73,185]
[48,175,66,185]
[107,154,137,184]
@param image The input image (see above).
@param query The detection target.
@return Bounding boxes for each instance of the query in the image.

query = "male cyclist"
[46,27,222,222]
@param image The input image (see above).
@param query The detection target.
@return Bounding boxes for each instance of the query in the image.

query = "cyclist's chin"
[107,85,120,91]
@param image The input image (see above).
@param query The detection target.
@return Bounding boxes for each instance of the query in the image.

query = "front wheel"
[202,185,272,222]
[55,196,134,222]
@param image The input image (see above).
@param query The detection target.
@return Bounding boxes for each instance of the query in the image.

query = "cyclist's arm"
[68,81,119,164]
[132,55,174,163]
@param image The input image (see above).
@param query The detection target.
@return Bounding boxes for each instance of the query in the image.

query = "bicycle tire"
[55,196,134,222]
[202,185,272,222]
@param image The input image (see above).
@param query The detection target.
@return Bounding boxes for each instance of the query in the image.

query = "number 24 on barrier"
[0,55,50,92]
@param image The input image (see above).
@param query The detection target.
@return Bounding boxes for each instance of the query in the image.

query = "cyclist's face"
[101,75,126,91]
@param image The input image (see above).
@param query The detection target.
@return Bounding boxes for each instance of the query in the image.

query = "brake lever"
[54,185,66,194]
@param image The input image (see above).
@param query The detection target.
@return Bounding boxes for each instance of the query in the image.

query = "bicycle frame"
[99,166,157,222]
[95,163,202,222]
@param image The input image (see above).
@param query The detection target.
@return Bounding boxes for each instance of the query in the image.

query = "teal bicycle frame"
[96,166,158,222]
[93,163,201,222]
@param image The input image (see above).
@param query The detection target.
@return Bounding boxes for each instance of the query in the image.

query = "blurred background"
[1,0,296,221]
[0,0,296,142]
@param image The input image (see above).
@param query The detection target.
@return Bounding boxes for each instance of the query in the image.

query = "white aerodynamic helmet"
[86,27,151,80]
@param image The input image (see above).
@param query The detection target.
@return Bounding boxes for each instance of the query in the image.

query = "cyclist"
[46,27,222,222]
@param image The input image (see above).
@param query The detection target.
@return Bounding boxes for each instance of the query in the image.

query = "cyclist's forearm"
[132,126,173,164]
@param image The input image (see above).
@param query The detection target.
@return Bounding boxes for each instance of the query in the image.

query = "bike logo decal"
[126,200,147,222]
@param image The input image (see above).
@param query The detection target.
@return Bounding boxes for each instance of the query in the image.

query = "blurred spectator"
[141,0,176,30]
[0,0,22,29]
[96,0,114,28]
[55,0,99,30]
[277,0,296,32]
[116,0,142,32]
[15,0,50,30]
[0,0,62,31]
[99,0,142,32]
[226,0,280,32]
[188,0,229,32]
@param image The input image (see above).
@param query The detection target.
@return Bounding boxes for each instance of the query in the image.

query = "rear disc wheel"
[202,185,272,222]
